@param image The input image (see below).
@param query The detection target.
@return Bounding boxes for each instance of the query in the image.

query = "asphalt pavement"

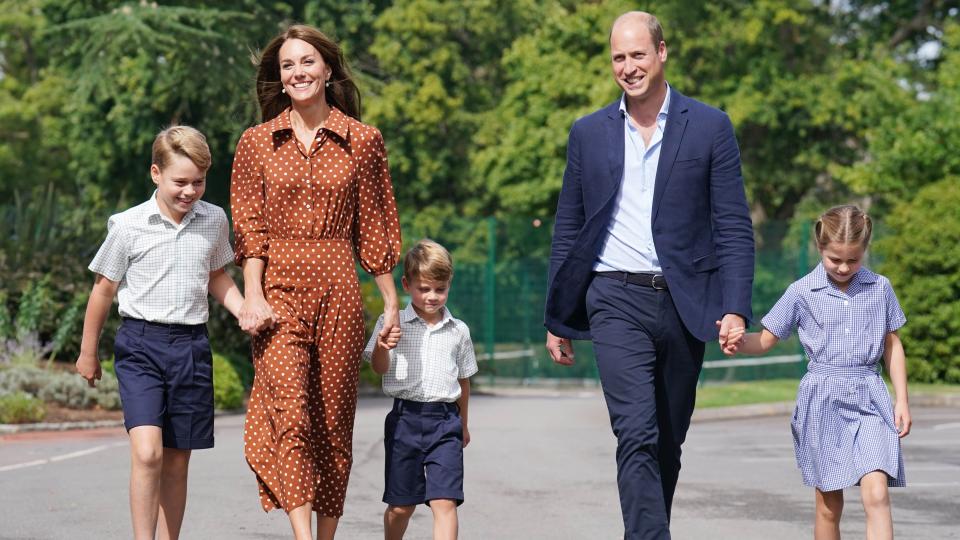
[1,392,957,539]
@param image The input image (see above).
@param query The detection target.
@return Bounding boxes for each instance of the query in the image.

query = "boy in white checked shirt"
[365,239,478,540]
[75,126,244,540]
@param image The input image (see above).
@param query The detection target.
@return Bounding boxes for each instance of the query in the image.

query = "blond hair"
[403,239,453,283]
[814,205,873,250]
[152,125,211,172]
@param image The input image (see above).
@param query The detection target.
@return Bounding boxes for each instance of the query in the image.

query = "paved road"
[1,394,957,539]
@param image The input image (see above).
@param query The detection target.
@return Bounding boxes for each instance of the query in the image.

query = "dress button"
[844,328,850,334]
[844,300,849,306]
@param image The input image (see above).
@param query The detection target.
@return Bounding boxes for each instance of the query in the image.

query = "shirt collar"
[618,82,671,124]
[400,303,453,327]
[145,191,206,228]
[270,106,351,141]
[809,262,877,291]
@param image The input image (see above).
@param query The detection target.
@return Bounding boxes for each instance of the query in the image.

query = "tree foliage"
[1,0,959,380]
[876,178,960,383]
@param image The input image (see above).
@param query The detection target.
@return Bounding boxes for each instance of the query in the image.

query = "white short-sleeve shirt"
[363,303,479,402]
[88,193,234,324]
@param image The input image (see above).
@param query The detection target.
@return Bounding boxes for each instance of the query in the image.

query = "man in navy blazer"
[545,12,754,539]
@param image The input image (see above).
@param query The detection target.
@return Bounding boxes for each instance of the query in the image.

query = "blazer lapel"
[605,103,625,201]
[652,89,688,224]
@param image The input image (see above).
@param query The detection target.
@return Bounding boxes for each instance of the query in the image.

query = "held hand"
[378,307,401,350]
[381,326,402,350]
[716,319,746,356]
[546,331,575,366]
[717,314,746,355]
[894,401,912,438]
[75,353,102,388]
[239,294,275,336]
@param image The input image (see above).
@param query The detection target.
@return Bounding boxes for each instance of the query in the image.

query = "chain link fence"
[362,217,825,387]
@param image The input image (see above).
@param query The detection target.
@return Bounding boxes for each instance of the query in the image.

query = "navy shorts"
[114,318,215,450]
[383,398,464,506]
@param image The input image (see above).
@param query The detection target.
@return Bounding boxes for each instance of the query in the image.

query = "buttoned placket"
[625,115,663,255]
[834,277,861,364]
[822,280,848,365]
[155,211,191,319]
[842,295,852,362]
[298,130,326,236]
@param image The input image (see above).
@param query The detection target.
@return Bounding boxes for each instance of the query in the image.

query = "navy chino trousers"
[586,275,705,540]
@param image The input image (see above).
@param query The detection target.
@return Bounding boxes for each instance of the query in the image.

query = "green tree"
[470,0,631,219]
[833,22,960,210]
[46,2,259,206]
[876,177,960,383]
[365,0,543,231]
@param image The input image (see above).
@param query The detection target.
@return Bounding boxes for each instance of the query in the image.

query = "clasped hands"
[716,313,746,356]
[377,308,402,350]
[238,294,277,336]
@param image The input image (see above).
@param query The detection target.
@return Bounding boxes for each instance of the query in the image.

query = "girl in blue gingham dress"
[723,205,911,539]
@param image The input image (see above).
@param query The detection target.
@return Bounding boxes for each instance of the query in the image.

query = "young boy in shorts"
[364,239,479,540]
[75,125,244,540]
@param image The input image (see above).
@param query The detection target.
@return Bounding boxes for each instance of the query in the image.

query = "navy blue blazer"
[545,88,755,343]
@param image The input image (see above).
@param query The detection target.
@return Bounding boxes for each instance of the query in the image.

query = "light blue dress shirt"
[594,86,671,273]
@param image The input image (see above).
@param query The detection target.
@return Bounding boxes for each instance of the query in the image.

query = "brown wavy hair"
[255,24,361,122]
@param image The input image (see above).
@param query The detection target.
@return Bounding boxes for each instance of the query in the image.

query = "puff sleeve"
[352,128,401,275]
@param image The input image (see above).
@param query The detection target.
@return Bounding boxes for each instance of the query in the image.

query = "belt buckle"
[651,273,666,290]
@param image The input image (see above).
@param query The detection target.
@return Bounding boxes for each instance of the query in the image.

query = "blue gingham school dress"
[763,264,906,491]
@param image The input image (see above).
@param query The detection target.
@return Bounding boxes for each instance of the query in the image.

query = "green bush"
[0,391,47,423]
[223,353,254,390]
[876,177,960,383]
[213,353,244,410]
[0,364,121,410]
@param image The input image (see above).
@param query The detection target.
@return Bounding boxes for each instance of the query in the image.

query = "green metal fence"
[361,217,820,386]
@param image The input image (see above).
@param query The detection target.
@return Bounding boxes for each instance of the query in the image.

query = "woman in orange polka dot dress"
[230,25,402,539]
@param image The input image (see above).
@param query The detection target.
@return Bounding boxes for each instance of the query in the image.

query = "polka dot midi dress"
[230,107,401,516]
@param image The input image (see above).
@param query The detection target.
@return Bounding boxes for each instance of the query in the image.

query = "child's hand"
[239,294,275,336]
[716,320,745,356]
[377,308,401,350]
[894,401,912,438]
[462,424,471,448]
[254,311,277,333]
[76,353,102,388]
[379,326,402,350]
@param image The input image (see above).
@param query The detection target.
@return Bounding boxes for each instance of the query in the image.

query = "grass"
[695,379,960,408]
[908,382,960,395]
[696,379,799,408]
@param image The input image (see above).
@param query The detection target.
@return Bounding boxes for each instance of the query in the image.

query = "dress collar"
[270,106,351,141]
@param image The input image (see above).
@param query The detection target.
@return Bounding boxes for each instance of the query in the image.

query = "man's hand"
[546,331,575,366]
[76,352,102,388]
[717,314,746,354]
